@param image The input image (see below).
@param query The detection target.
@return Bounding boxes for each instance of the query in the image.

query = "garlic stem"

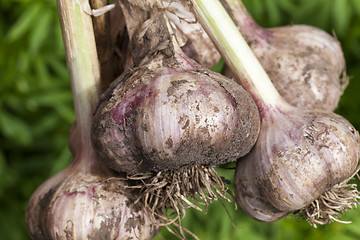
[190,0,285,110]
[57,0,101,153]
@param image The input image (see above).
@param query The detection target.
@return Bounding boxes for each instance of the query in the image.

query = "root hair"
[125,164,231,239]
[298,168,360,227]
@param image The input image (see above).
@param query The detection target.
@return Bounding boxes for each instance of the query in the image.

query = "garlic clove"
[235,156,289,222]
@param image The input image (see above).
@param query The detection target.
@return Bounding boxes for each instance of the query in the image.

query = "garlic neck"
[222,0,272,45]
[119,0,184,68]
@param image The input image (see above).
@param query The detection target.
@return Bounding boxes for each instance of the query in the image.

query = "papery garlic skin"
[160,0,346,111]
[90,2,260,236]
[163,0,221,68]
[26,153,159,240]
[220,0,347,111]
[244,25,346,111]
[235,106,360,222]
[91,0,259,176]
[92,52,260,174]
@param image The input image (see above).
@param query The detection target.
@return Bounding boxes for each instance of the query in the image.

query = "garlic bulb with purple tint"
[26,1,160,238]
[26,126,160,240]
[190,0,360,226]
[91,1,260,234]
[221,0,346,111]
[92,57,259,174]
[91,0,260,175]
[234,104,360,224]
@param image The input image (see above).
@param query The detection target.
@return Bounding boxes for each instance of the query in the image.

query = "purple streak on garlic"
[221,0,347,111]
[26,127,160,240]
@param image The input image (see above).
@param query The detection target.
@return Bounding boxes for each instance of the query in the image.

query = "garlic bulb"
[234,105,360,223]
[190,0,360,226]
[26,126,160,240]
[163,0,221,68]
[91,1,260,234]
[222,0,346,111]
[91,0,260,175]
[26,1,160,238]
[92,59,259,174]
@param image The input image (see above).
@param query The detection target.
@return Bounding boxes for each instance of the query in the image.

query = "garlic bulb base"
[300,170,360,227]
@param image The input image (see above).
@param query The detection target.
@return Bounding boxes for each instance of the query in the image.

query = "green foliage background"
[1,0,360,239]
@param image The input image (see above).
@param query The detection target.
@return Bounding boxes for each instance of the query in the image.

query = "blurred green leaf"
[353,0,360,17]
[211,59,225,73]
[315,0,331,29]
[54,103,75,123]
[49,145,72,175]
[6,2,42,41]
[16,50,31,75]
[0,150,7,197]
[31,91,73,106]
[277,0,297,13]
[292,0,322,22]
[332,0,352,36]
[31,114,59,136]
[34,56,51,86]
[46,55,68,79]
[243,0,264,24]
[0,110,32,146]
[265,0,281,26]
[29,10,52,54]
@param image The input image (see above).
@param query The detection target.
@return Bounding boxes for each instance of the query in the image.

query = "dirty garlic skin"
[91,52,260,174]
[26,169,159,240]
[91,1,260,175]
[188,0,360,226]
[235,104,360,222]
[91,1,260,236]
[246,25,346,111]
[26,132,160,240]
[221,0,346,111]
